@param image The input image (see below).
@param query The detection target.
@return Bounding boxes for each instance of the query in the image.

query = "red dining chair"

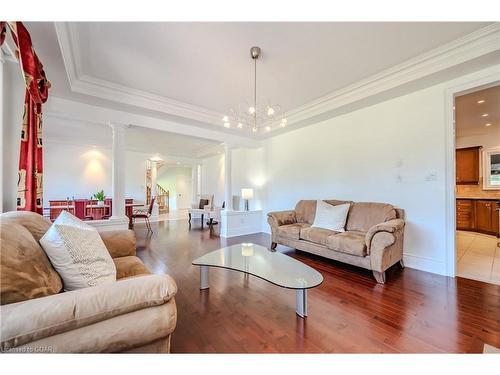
[74,199,87,220]
[132,196,155,233]
[102,198,112,220]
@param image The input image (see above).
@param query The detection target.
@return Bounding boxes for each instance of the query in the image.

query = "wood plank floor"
[134,219,500,353]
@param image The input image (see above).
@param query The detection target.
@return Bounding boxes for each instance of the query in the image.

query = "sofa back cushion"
[0,211,52,242]
[295,200,351,224]
[0,221,63,305]
[346,202,397,232]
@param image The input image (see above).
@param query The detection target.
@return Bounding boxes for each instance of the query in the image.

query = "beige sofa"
[0,211,177,353]
[267,200,405,283]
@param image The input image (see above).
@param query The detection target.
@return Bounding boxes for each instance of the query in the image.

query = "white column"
[149,160,159,217]
[224,143,232,210]
[109,122,127,219]
[191,161,198,203]
[150,160,158,198]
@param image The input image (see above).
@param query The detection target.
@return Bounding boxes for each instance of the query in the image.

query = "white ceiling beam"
[44,96,261,149]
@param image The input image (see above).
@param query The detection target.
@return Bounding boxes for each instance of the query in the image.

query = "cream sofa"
[0,211,177,353]
[267,200,405,284]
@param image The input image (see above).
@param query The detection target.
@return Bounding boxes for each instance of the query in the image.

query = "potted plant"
[93,190,106,207]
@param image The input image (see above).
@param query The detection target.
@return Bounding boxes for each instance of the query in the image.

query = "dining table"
[126,203,145,229]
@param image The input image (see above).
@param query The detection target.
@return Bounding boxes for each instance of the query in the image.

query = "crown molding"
[266,23,500,137]
[54,22,500,140]
[54,22,225,127]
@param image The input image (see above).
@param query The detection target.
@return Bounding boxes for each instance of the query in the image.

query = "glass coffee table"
[192,243,323,317]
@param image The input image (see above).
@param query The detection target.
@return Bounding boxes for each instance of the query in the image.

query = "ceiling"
[455,84,500,137]
[43,116,221,159]
[9,22,498,139]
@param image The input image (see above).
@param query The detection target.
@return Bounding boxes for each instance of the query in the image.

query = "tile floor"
[456,230,500,285]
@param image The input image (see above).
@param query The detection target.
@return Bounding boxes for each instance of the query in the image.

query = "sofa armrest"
[1,274,177,351]
[267,210,297,227]
[365,218,404,249]
[99,229,136,258]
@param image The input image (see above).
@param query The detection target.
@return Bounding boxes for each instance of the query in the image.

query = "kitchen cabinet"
[456,199,499,236]
[456,199,475,230]
[456,146,481,185]
[475,200,499,236]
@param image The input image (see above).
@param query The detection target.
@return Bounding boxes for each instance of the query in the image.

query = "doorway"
[454,84,500,284]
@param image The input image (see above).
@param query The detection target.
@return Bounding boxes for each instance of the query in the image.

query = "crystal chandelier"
[222,46,287,133]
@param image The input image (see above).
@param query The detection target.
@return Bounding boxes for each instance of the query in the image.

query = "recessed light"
[477,100,485,104]
[482,113,489,117]
[485,123,492,127]
[176,162,180,165]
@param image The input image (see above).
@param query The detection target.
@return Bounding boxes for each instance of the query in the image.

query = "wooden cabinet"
[475,200,500,236]
[456,146,481,185]
[456,199,499,236]
[456,199,475,230]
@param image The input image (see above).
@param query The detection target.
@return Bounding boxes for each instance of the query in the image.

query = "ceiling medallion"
[222,46,287,133]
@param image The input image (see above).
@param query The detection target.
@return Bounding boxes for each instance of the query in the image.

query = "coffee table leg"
[296,289,307,318]
[200,266,209,290]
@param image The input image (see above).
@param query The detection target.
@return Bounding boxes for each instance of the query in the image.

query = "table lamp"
[241,188,254,211]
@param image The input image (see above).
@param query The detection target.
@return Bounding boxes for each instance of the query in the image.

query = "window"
[483,148,500,189]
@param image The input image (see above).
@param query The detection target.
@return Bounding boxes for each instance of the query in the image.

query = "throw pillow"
[40,210,116,291]
[311,200,350,232]
[198,199,209,209]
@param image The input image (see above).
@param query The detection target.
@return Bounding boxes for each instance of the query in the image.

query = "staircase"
[146,160,169,214]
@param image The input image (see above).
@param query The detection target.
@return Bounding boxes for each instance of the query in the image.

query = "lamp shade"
[241,188,254,200]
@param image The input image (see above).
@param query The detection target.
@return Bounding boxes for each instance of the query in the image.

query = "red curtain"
[1,22,50,214]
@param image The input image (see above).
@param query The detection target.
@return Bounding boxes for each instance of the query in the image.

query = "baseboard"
[402,253,447,276]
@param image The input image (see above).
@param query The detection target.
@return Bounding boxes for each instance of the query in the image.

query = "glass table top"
[192,243,323,290]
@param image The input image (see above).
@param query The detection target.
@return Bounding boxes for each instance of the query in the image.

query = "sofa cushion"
[277,223,311,240]
[300,227,339,246]
[0,274,177,351]
[312,201,350,232]
[40,211,116,291]
[0,221,63,305]
[295,199,351,224]
[114,256,151,280]
[0,211,52,242]
[346,202,397,232]
[326,231,367,257]
[295,200,317,224]
[99,229,137,259]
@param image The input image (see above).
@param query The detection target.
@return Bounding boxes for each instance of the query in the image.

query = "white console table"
[220,210,263,238]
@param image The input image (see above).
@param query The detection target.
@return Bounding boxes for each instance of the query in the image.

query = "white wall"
[456,130,500,149]
[263,84,448,274]
[157,166,192,210]
[1,60,24,212]
[230,148,267,211]
[43,142,150,203]
[201,154,225,206]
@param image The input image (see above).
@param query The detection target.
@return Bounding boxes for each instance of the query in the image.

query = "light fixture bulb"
[252,127,258,133]
[222,115,229,122]
[482,113,489,117]
[237,122,243,129]
[485,123,492,127]
[265,126,271,132]
[477,100,485,104]
[224,122,230,128]
[249,106,256,115]
[267,107,275,116]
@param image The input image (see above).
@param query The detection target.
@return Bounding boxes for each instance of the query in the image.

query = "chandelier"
[222,46,287,133]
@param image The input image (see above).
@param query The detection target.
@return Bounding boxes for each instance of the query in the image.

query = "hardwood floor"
[134,219,500,353]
